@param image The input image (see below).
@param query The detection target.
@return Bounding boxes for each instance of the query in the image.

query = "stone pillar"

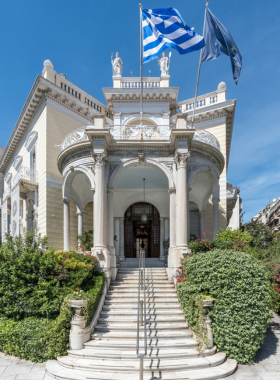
[77,211,84,237]
[63,198,71,251]
[212,181,220,241]
[169,188,176,249]
[92,154,111,277]
[119,217,125,261]
[107,188,116,280]
[187,188,191,241]
[114,218,120,262]
[213,198,220,240]
[199,211,206,239]
[160,217,165,261]
[176,153,190,249]
[167,188,176,280]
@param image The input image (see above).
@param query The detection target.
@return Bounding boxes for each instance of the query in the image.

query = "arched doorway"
[124,202,160,258]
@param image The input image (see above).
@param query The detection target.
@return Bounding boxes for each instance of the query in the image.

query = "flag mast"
[139,3,144,140]
[191,0,209,128]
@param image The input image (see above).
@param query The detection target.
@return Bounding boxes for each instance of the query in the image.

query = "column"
[119,217,125,261]
[34,188,38,227]
[187,188,191,242]
[199,211,206,239]
[176,153,189,249]
[107,189,114,250]
[213,198,220,239]
[168,188,176,248]
[212,182,220,240]
[114,218,120,259]
[77,211,84,236]
[160,217,165,261]
[93,157,105,248]
[63,198,71,251]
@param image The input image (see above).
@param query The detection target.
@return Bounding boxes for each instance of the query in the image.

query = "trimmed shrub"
[0,233,99,320]
[0,273,104,362]
[0,232,104,362]
[177,250,271,364]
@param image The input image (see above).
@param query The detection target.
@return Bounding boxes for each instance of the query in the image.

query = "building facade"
[253,198,280,232]
[0,56,239,279]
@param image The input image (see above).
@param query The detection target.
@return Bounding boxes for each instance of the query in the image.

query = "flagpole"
[191,0,209,128]
[139,3,144,140]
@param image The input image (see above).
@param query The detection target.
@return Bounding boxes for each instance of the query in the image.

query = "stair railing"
[136,249,147,380]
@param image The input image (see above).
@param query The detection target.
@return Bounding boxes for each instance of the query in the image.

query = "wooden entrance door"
[124,202,160,258]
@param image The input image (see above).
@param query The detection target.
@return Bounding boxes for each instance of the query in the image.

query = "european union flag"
[201,7,242,84]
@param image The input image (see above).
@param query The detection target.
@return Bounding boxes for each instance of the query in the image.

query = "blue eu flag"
[201,7,242,84]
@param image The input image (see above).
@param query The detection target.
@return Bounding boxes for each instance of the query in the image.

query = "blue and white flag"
[201,7,242,84]
[142,8,205,64]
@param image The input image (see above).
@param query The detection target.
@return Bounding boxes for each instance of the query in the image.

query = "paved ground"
[0,312,279,380]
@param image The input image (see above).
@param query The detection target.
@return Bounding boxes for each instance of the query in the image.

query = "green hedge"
[0,232,104,362]
[177,250,271,364]
[0,273,104,362]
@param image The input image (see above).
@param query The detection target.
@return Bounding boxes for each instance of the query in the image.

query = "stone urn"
[202,299,214,349]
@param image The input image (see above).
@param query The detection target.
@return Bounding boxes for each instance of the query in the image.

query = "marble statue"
[111,52,123,77]
[157,52,170,76]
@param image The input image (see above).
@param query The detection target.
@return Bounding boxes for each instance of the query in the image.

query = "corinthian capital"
[91,152,107,167]
[174,152,191,168]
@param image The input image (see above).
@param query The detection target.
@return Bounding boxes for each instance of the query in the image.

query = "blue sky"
[0,0,279,222]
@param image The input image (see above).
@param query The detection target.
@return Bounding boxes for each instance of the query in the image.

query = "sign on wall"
[11,185,20,236]
[1,200,8,241]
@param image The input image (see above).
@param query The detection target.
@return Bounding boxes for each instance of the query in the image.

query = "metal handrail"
[136,249,147,380]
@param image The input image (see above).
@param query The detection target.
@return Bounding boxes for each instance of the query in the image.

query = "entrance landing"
[119,258,166,268]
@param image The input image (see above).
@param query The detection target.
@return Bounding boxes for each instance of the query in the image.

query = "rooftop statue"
[157,52,170,77]
[111,52,123,77]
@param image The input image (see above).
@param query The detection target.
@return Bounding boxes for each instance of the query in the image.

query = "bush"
[0,233,99,320]
[77,230,93,252]
[177,250,271,364]
[0,273,104,362]
[0,232,104,362]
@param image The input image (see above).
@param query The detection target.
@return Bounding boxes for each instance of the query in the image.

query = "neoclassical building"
[0,57,239,279]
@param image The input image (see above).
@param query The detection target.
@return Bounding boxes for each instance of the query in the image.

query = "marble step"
[108,288,176,293]
[106,293,177,298]
[47,358,237,379]
[116,274,168,279]
[84,337,198,349]
[112,280,172,285]
[91,329,192,339]
[57,352,226,372]
[102,303,181,309]
[110,284,175,290]
[100,309,183,315]
[117,268,167,272]
[94,321,188,330]
[68,346,216,360]
[98,313,186,323]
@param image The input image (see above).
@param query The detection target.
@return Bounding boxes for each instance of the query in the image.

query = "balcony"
[60,126,221,152]
[13,166,37,188]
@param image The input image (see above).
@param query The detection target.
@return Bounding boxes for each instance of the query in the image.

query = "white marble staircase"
[46,267,237,379]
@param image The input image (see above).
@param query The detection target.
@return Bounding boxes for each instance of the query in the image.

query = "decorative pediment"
[25,131,38,151]
[13,155,23,171]
[5,172,12,184]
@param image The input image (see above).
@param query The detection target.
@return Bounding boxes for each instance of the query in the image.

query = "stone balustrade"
[61,127,89,150]
[192,130,220,151]
[61,82,81,100]
[60,126,220,151]
[12,166,37,188]
[121,78,160,88]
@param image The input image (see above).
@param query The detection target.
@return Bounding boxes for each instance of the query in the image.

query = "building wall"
[3,106,47,236]
[45,102,88,249]
[84,202,93,233]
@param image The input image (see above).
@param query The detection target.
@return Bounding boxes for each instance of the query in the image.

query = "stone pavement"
[0,312,279,380]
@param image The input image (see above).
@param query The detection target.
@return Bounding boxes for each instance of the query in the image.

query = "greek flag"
[142,8,205,63]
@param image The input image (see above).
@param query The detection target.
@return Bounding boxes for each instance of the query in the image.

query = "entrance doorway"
[124,202,160,258]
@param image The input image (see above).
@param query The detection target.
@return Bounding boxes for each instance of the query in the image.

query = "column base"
[167,246,191,281]
[92,246,111,278]
[109,246,117,281]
